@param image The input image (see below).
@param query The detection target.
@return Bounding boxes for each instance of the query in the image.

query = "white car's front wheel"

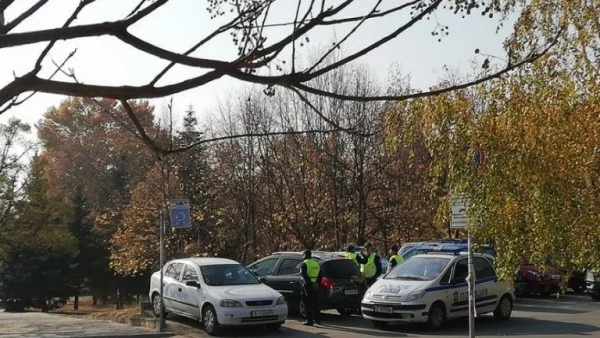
[151,293,164,318]
[203,305,221,336]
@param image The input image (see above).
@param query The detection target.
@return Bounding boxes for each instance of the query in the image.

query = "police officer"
[357,243,382,287]
[346,245,358,266]
[300,250,321,326]
[387,244,405,273]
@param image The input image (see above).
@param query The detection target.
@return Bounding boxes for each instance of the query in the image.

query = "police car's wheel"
[493,295,513,320]
[203,304,221,336]
[427,302,446,329]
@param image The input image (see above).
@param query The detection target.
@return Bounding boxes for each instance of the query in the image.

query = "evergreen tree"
[0,155,76,312]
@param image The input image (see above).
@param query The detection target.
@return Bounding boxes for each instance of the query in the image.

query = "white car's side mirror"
[186,281,201,288]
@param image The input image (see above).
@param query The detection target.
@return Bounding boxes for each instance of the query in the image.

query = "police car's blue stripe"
[425,276,498,293]
[421,311,429,316]
[450,300,498,313]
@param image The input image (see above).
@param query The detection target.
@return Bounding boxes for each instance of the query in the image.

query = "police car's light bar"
[425,251,467,256]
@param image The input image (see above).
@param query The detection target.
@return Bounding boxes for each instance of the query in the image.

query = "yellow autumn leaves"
[394,59,600,278]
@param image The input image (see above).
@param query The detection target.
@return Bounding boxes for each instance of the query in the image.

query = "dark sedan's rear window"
[321,259,362,278]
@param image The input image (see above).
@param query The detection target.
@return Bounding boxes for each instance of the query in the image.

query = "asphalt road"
[168,293,600,338]
[1,293,598,338]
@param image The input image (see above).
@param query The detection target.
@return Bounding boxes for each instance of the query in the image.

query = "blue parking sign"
[169,199,191,228]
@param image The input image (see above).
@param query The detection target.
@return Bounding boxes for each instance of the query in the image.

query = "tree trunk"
[73,292,79,310]
[116,288,122,310]
[92,295,97,306]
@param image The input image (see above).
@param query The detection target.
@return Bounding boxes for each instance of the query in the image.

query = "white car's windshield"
[385,257,451,281]
[200,264,260,286]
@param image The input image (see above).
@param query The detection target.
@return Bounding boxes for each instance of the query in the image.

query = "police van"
[361,252,514,329]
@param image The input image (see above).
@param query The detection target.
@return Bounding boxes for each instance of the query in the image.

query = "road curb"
[69,334,174,338]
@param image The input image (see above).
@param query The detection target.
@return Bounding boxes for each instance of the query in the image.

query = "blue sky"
[0,0,515,132]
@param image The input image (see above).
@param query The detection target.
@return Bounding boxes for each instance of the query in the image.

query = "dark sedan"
[248,252,368,317]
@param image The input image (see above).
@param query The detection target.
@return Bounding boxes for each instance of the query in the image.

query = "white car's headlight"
[404,290,425,302]
[220,299,243,307]
[275,296,286,305]
[363,289,372,301]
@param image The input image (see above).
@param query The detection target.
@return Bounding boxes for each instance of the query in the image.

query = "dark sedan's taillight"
[321,276,336,290]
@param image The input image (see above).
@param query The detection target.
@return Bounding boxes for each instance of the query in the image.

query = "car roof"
[171,257,239,266]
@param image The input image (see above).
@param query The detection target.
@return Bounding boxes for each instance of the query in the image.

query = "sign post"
[158,210,165,332]
[450,192,475,338]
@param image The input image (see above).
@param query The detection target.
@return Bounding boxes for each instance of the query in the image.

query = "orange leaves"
[109,163,182,276]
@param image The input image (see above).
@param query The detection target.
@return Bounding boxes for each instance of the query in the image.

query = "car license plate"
[374,305,393,313]
[251,310,273,317]
[344,289,359,296]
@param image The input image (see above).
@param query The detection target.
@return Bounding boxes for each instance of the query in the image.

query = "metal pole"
[158,210,165,332]
[467,233,475,338]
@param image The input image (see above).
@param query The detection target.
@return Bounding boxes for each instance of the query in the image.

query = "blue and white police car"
[361,252,514,329]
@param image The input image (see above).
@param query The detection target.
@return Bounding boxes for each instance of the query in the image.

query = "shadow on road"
[167,315,329,337]
[380,316,600,336]
[513,295,591,315]
[312,312,405,337]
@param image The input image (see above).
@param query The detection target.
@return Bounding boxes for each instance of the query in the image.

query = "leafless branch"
[308,0,383,73]
[127,0,150,18]
[34,0,94,72]
[0,0,564,137]
[171,128,348,154]
[0,49,77,114]
[292,30,562,102]
[309,0,438,78]
[121,100,166,157]
[0,0,48,34]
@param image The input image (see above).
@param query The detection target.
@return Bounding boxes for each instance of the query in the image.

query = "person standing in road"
[300,250,321,326]
[357,243,382,287]
[387,244,405,273]
[346,244,358,266]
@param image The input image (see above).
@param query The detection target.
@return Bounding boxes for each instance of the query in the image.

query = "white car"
[148,257,288,335]
[361,253,514,329]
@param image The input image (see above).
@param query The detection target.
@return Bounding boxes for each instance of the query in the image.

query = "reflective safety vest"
[361,253,377,278]
[304,258,320,283]
[388,254,405,273]
[346,252,358,266]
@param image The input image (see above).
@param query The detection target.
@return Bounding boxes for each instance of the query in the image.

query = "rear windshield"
[321,259,362,278]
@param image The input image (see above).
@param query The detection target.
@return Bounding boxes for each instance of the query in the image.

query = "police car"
[361,252,514,329]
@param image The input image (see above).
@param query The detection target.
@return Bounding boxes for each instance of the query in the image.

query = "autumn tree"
[36,97,158,301]
[393,56,600,279]
[109,162,182,277]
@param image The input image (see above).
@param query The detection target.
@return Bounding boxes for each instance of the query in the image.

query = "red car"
[514,263,562,297]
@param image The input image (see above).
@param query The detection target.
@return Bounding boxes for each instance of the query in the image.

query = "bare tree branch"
[120,99,166,157]
[308,0,383,73]
[0,0,48,34]
[292,31,562,102]
[0,0,564,137]
[309,0,437,78]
